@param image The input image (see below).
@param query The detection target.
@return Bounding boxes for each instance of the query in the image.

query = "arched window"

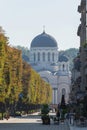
[63,64,65,71]
[67,65,68,70]
[48,52,50,61]
[62,88,66,95]
[38,52,40,61]
[43,52,45,61]
[34,53,36,62]
[52,53,54,61]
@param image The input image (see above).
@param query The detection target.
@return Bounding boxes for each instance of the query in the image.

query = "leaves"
[22,62,52,104]
[0,26,52,107]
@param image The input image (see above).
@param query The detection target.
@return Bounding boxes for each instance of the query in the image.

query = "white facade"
[29,47,59,72]
[29,31,71,105]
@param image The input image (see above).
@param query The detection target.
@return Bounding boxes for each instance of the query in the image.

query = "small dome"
[30,31,58,48]
[59,55,69,62]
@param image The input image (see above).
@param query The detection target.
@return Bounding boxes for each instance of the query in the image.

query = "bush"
[41,104,49,115]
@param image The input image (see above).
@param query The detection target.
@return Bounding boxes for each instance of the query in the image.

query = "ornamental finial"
[43,25,45,33]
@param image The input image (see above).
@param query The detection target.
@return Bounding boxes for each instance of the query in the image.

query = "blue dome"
[30,32,58,48]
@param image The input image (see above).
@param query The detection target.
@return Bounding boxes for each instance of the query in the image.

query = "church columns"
[31,49,58,63]
[52,88,58,105]
[45,52,48,62]
[55,52,58,63]
[50,53,52,62]
[55,89,58,104]
[34,52,37,62]
[40,52,42,62]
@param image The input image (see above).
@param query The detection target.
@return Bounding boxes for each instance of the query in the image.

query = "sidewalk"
[0,111,55,123]
[0,112,41,123]
[1,111,87,130]
[68,119,87,130]
[0,112,70,130]
[69,124,87,130]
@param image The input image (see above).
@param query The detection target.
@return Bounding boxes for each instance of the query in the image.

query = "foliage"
[41,104,49,115]
[82,40,87,48]
[59,48,79,70]
[0,27,9,103]
[0,26,52,115]
[15,46,29,62]
[22,64,52,104]
[41,104,50,124]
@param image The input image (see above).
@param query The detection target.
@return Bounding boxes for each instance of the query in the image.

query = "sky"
[0,0,81,50]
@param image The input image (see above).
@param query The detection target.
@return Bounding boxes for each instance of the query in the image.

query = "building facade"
[77,0,86,91]
[29,31,71,105]
[70,0,87,115]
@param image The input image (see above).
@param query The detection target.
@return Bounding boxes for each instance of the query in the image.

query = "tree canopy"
[0,27,52,113]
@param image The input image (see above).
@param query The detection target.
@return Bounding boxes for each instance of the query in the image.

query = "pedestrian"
[56,109,60,124]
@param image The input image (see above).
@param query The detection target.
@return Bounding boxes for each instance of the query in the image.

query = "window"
[48,52,50,61]
[38,52,40,61]
[34,53,36,62]
[63,64,65,71]
[62,88,66,95]
[43,52,45,61]
[52,53,54,61]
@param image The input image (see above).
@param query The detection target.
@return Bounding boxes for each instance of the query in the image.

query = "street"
[0,113,70,130]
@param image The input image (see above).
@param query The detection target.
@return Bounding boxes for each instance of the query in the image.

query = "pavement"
[0,111,70,130]
[0,112,87,130]
[69,125,87,130]
[68,119,87,130]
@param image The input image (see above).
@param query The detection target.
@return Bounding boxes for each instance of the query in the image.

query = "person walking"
[56,109,60,124]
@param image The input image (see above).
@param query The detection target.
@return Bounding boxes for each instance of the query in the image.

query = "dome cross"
[43,25,45,33]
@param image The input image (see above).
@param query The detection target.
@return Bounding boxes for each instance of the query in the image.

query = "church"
[29,30,71,105]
